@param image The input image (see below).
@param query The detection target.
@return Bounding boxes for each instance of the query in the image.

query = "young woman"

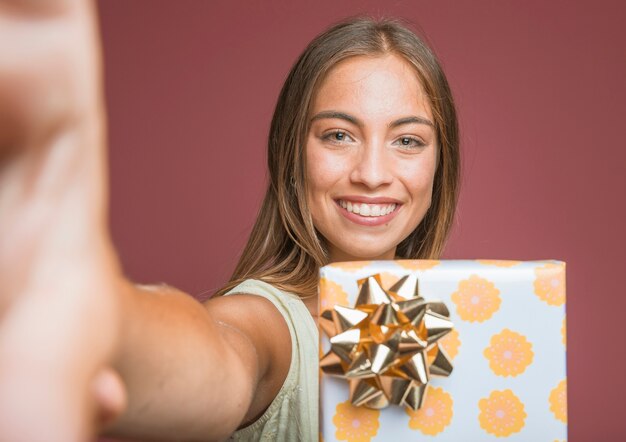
[0,1,459,441]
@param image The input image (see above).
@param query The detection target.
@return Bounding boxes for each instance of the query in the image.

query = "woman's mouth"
[335,198,402,226]
[337,200,397,217]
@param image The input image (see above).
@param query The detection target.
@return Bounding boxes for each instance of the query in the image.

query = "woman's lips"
[334,199,401,226]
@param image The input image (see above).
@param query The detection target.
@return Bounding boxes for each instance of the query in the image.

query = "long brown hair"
[216,17,460,298]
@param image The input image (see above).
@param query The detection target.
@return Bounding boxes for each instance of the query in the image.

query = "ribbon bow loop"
[320,273,454,410]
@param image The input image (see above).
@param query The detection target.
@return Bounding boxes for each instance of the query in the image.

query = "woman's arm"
[0,1,291,440]
[104,283,291,440]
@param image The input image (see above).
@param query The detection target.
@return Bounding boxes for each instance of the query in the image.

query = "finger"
[0,367,91,442]
[0,0,81,17]
[91,366,127,428]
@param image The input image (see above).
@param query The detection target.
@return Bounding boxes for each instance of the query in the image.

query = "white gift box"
[319,260,567,441]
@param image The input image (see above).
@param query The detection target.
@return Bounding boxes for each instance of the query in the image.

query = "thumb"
[90,367,127,429]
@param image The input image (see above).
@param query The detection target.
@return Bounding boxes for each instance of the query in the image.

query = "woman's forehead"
[310,54,432,124]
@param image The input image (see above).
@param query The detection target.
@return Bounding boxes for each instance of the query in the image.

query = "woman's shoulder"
[220,279,319,441]
[221,278,317,349]
[224,278,302,302]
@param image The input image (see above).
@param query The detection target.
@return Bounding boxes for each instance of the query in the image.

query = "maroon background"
[98,1,626,440]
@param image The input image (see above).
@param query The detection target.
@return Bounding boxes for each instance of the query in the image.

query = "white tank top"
[225,279,319,441]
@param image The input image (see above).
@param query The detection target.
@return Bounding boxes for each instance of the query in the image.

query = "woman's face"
[306,54,438,262]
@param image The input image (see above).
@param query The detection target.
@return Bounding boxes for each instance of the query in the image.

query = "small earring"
[290,176,296,187]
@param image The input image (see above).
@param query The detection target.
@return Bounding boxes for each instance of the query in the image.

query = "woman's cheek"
[398,162,435,189]
[307,145,347,190]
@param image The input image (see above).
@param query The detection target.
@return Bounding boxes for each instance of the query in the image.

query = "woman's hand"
[0,3,294,440]
[0,0,126,440]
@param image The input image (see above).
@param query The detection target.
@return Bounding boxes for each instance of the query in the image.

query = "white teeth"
[338,200,397,217]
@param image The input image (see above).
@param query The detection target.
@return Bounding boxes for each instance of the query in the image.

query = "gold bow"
[320,273,454,410]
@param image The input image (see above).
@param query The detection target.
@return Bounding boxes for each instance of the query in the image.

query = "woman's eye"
[394,136,426,149]
[323,131,353,143]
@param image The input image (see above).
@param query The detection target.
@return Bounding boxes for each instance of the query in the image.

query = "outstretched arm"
[0,1,291,440]
[103,284,291,440]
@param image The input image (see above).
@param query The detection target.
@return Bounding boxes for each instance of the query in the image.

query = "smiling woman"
[217,18,460,301]
[306,54,439,262]
[0,4,459,441]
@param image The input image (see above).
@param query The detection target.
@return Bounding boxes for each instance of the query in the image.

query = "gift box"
[319,260,567,441]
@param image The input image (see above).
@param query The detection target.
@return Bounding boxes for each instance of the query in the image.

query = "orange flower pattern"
[320,260,566,439]
[333,400,380,442]
[396,259,440,271]
[478,390,527,437]
[331,261,372,272]
[319,277,349,311]
[406,386,453,435]
[438,328,461,360]
[477,260,522,267]
[484,329,534,377]
[451,275,501,322]
[534,262,566,306]
[549,379,567,423]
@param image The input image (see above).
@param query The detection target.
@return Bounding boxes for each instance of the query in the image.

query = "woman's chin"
[328,246,396,263]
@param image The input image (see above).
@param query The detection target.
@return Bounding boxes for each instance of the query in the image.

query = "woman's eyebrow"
[309,111,434,128]
[390,116,434,128]
[310,111,360,126]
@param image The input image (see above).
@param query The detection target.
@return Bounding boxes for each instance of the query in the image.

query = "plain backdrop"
[98,1,626,440]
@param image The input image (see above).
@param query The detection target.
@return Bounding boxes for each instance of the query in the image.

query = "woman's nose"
[349,140,393,189]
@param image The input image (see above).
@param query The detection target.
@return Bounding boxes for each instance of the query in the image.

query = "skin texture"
[0,3,437,441]
[307,54,438,262]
